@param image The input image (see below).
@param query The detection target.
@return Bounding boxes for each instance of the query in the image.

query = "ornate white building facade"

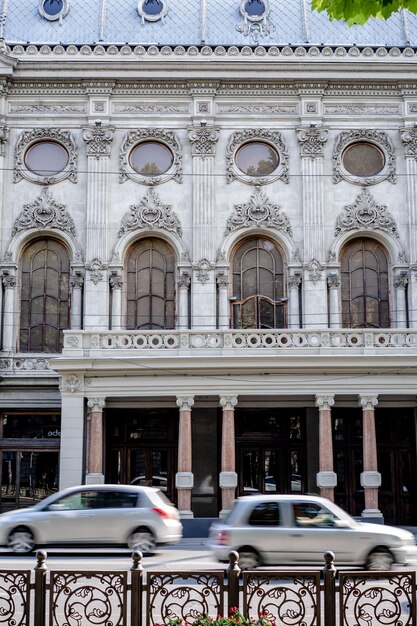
[1,0,417,524]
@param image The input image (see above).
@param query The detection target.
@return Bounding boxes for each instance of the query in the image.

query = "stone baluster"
[219,395,238,516]
[176,396,195,518]
[315,395,337,500]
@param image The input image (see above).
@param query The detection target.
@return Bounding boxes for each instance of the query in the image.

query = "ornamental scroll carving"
[333,129,396,186]
[14,128,78,185]
[335,188,399,238]
[225,186,292,236]
[400,128,417,158]
[119,128,182,185]
[297,127,328,158]
[118,188,182,237]
[188,127,220,158]
[82,125,115,158]
[236,0,275,43]
[226,129,288,185]
[12,188,76,237]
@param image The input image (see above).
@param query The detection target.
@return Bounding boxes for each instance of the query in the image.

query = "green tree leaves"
[312,0,417,25]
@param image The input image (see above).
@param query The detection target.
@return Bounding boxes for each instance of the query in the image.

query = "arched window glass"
[20,239,71,353]
[341,238,389,328]
[126,238,176,330]
[232,237,285,329]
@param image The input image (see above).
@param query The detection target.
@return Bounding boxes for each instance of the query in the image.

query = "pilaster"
[2,273,16,352]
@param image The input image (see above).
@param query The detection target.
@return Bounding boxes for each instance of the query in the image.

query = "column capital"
[188,126,220,158]
[178,274,191,289]
[288,274,302,289]
[315,394,335,410]
[109,275,123,290]
[220,395,238,410]
[296,126,328,158]
[394,274,408,289]
[2,275,16,289]
[216,274,229,288]
[70,274,84,289]
[358,394,378,410]
[400,127,417,158]
[87,397,106,413]
[176,396,195,411]
[327,274,340,289]
[82,125,115,158]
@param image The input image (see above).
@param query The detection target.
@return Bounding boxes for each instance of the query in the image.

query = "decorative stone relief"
[333,129,396,186]
[335,188,399,238]
[2,275,16,289]
[87,397,106,413]
[85,258,108,284]
[118,188,182,237]
[226,129,288,185]
[395,274,409,289]
[236,0,275,43]
[9,104,86,114]
[297,127,328,158]
[358,394,378,410]
[327,274,341,289]
[325,105,399,115]
[225,186,292,236]
[61,374,83,393]
[400,128,417,158]
[120,128,182,185]
[219,395,238,410]
[304,259,324,284]
[0,124,8,157]
[82,125,115,158]
[70,275,84,290]
[192,258,215,285]
[11,188,76,237]
[315,394,335,410]
[217,104,296,114]
[188,127,220,158]
[114,104,189,114]
[14,128,78,185]
[178,274,191,289]
[110,275,123,290]
[176,396,195,411]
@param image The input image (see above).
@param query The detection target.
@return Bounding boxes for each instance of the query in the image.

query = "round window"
[342,142,385,178]
[142,0,164,15]
[42,0,64,16]
[24,142,69,176]
[129,142,174,176]
[235,142,280,177]
[244,0,266,16]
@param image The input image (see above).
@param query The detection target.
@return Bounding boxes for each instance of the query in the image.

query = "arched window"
[126,238,176,330]
[231,237,286,329]
[341,237,390,328]
[20,238,71,352]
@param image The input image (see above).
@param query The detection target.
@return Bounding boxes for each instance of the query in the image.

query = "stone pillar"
[70,273,84,330]
[219,395,238,516]
[110,274,123,330]
[59,389,85,488]
[288,273,302,328]
[188,126,220,329]
[2,274,16,352]
[297,127,329,328]
[315,395,336,501]
[395,273,408,328]
[176,396,194,518]
[86,397,106,484]
[82,124,114,330]
[327,273,341,329]
[358,395,382,522]
[217,273,229,330]
[177,274,191,330]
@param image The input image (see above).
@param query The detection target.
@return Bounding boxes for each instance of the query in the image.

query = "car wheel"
[8,527,36,554]
[238,548,261,570]
[127,528,156,553]
[365,548,394,571]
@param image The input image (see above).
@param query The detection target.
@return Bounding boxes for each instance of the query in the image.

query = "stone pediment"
[335,188,398,238]
[225,187,292,236]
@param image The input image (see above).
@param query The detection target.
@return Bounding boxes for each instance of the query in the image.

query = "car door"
[242,501,290,564]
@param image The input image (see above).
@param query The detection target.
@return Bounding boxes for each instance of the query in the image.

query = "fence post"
[322,550,336,626]
[227,551,241,617]
[130,550,144,626]
[34,550,47,626]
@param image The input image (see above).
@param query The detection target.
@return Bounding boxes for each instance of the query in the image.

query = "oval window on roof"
[244,0,266,16]
[235,142,280,177]
[39,0,69,21]
[129,141,174,177]
[137,0,167,22]
[342,142,385,178]
[25,142,69,177]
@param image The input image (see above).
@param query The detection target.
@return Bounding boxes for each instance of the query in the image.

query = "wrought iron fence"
[0,549,415,626]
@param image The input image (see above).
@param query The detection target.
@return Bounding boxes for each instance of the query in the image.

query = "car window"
[293,503,335,528]
[97,491,138,508]
[248,502,280,526]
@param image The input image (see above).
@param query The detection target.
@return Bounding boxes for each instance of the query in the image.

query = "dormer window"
[244,0,266,17]
[38,0,69,21]
[138,0,168,22]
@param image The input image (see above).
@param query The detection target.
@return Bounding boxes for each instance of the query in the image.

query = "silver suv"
[0,484,182,553]
[208,494,417,570]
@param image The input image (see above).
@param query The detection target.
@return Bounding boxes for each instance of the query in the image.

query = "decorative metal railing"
[1,550,415,626]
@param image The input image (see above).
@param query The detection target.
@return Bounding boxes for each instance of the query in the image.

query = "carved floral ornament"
[335,187,399,238]
[82,125,115,158]
[188,127,220,158]
[14,127,78,185]
[400,127,417,158]
[333,129,396,186]
[226,129,289,186]
[118,188,182,237]
[11,188,76,237]
[225,186,292,236]
[119,128,182,186]
[297,127,329,158]
[236,0,275,43]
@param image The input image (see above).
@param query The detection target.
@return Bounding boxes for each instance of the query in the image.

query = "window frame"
[38,0,69,21]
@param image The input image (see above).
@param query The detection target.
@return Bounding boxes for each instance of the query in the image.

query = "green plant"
[156,607,278,625]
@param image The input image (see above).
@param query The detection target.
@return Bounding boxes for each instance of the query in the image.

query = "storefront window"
[2,413,61,439]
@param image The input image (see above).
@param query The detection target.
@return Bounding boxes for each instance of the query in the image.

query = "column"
[86,397,106,484]
[188,126,220,329]
[217,273,229,329]
[177,274,191,330]
[358,395,382,522]
[395,273,408,328]
[70,273,84,330]
[59,391,85,488]
[296,127,329,328]
[176,396,194,518]
[219,395,238,516]
[288,273,302,328]
[110,274,123,330]
[315,395,336,501]
[2,274,16,352]
[327,273,341,328]
[400,128,417,327]
[82,123,114,330]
